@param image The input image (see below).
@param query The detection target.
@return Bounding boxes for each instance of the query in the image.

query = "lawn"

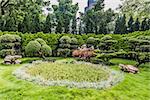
[0,58,150,100]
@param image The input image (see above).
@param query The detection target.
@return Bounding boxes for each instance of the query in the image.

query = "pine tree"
[31,14,41,33]
[71,17,77,34]
[141,18,147,31]
[128,16,134,33]
[120,14,127,34]
[148,19,150,30]
[44,14,52,33]
[114,17,121,34]
[21,15,31,33]
[56,21,63,33]
[133,18,140,31]
[4,17,17,31]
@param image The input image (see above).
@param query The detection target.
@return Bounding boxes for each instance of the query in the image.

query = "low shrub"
[57,49,71,57]
[0,34,21,57]
[25,38,52,58]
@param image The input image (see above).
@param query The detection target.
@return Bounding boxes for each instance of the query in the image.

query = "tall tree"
[44,14,52,33]
[120,14,127,34]
[20,15,31,33]
[52,0,79,33]
[114,15,127,34]
[128,16,134,33]
[120,0,150,19]
[141,18,147,31]
[114,17,121,34]
[133,18,140,31]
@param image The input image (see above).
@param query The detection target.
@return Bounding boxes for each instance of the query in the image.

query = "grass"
[27,61,109,82]
[0,58,150,100]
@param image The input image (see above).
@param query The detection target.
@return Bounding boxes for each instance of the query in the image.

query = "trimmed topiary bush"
[70,38,79,50]
[25,38,52,58]
[0,34,21,57]
[57,36,71,57]
[59,36,71,44]
[86,37,96,47]
[57,49,71,57]
[41,45,52,56]
[25,41,41,57]
[35,38,47,45]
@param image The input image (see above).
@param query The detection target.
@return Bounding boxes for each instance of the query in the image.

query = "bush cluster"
[0,34,21,57]
[25,38,52,58]
[0,30,149,60]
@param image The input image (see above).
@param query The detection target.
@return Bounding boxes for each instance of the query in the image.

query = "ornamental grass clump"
[26,62,109,82]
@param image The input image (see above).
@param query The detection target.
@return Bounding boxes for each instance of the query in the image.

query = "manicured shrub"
[25,41,41,57]
[99,35,118,51]
[0,34,21,57]
[41,45,52,56]
[59,36,71,44]
[70,38,78,50]
[86,37,96,46]
[25,38,52,58]
[57,36,71,57]
[57,49,71,57]
[35,38,47,45]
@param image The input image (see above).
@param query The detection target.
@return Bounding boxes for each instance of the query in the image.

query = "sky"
[50,0,122,12]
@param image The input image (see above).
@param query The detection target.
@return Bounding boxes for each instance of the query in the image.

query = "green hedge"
[0,30,149,57]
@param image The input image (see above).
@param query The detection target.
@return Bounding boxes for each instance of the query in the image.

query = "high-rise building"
[85,0,97,12]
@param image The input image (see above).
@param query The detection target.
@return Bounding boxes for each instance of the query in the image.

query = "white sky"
[50,0,122,12]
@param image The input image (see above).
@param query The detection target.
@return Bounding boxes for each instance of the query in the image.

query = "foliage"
[26,62,109,82]
[120,0,150,19]
[57,49,71,57]
[57,36,72,57]
[25,38,52,58]
[86,37,96,47]
[0,34,21,57]
[59,36,71,44]
[25,41,41,57]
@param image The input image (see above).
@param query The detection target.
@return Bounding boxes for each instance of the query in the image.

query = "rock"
[119,64,139,74]
[4,55,22,65]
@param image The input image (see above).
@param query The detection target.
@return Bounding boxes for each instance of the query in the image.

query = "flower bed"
[13,60,124,89]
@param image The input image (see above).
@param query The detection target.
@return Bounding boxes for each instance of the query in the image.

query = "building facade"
[85,0,97,12]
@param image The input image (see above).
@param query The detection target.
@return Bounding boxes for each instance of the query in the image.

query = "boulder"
[4,55,22,65]
[119,64,139,74]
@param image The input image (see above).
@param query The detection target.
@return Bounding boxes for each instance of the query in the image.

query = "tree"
[114,15,127,34]
[44,14,52,33]
[71,17,77,34]
[128,16,134,33]
[25,38,52,58]
[114,17,121,34]
[120,14,127,34]
[83,0,115,34]
[52,0,79,33]
[141,18,147,31]
[148,19,150,30]
[120,0,150,19]
[31,14,41,33]
[19,15,31,33]
[4,17,17,31]
[133,18,140,31]
[0,0,14,15]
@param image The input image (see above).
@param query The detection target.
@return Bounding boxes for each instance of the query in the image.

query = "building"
[85,0,97,12]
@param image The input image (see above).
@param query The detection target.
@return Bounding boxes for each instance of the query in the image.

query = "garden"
[0,31,149,99]
[0,0,150,99]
